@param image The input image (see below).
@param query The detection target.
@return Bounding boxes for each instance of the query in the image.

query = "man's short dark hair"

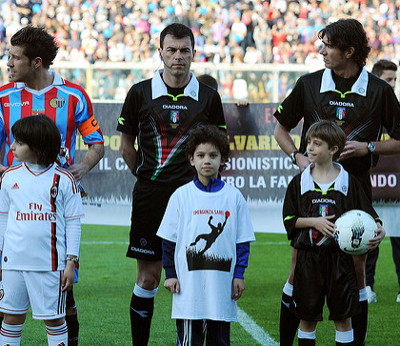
[318,19,371,68]
[12,115,61,166]
[160,23,194,50]
[197,74,218,90]
[10,25,58,68]
[371,59,398,77]
[186,125,230,170]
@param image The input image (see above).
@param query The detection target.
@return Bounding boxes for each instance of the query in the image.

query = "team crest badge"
[50,186,58,198]
[170,110,180,129]
[336,107,346,120]
[319,204,329,217]
[49,97,66,108]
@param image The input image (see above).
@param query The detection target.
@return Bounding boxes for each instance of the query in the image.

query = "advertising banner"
[78,103,400,233]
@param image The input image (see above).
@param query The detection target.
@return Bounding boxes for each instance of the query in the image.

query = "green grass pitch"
[21,225,400,345]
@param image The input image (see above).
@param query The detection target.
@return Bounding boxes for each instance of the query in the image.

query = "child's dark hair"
[186,125,230,170]
[12,115,61,166]
[306,120,346,161]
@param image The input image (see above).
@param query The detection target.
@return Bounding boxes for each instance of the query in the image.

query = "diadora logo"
[329,101,354,107]
[4,101,30,107]
[163,104,188,110]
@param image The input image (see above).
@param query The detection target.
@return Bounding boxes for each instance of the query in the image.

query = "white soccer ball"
[334,209,377,255]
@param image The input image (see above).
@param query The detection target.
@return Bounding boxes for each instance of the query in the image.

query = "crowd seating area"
[0,0,398,102]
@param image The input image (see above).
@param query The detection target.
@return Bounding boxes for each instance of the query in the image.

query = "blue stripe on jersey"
[32,93,45,115]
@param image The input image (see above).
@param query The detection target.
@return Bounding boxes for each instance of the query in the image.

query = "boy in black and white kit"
[157,125,255,345]
[283,120,383,346]
[0,115,83,346]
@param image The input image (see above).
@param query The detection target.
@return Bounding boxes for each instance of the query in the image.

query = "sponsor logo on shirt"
[163,104,188,110]
[329,101,354,107]
[15,210,56,221]
[312,198,336,205]
[3,101,30,107]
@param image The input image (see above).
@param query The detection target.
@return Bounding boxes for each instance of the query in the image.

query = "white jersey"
[157,181,255,322]
[0,163,84,271]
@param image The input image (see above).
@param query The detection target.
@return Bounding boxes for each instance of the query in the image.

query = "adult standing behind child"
[0,25,105,346]
[283,120,382,346]
[117,23,226,345]
[157,125,255,345]
[366,59,400,304]
[0,115,84,346]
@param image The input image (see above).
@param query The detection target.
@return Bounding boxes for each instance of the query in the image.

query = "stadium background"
[0,0,398,234]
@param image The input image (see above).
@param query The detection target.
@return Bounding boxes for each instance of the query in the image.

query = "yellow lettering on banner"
[229,134,301,151]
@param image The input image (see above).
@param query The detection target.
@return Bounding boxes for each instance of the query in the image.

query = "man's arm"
[67,143,105,181]
[274,122,310,172]
[119,133,137,172]
[339,138,400,161]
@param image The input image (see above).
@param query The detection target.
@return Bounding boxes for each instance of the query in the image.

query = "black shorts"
[126,179,180,261]
[293,246,360,322]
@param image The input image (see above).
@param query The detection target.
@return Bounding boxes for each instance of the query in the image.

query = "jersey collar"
[151,69,199,101]
[320,68,368,96]
[300,162,349,196]
[15,71,65,91]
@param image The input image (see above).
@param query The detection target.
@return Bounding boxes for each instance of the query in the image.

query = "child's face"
[306,136,337,164]
[10,139,36,164]
[190,143,222,185]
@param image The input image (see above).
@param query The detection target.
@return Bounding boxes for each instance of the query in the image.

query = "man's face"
[159,35,195,79]
[7,45,35,83]
[319,37,351,71]
[380,69,397,90]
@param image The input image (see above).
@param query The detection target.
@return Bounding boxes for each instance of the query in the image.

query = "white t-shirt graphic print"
[157,181,255,322]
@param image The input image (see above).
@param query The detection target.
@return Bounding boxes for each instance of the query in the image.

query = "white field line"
[80,240,289,245]
[237,307,279,346]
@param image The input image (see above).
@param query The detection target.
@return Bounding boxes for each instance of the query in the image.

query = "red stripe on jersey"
[51,221,58,271]
[64,80,94,117]
[2,94,12,166]
[50,173,61,271]
[66,94,78,161]
[20,89,33,117]
[55,167,79,194]
[44,88,58,121]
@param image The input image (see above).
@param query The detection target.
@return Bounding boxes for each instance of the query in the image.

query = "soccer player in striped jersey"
[0,115,83,346]
[0,25,104,346]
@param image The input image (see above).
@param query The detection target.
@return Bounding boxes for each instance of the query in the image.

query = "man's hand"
[338,141,368,161]
[67,162,89,181]
[0,164,7,175]
[295,153,311,172]
[232,278,245,301]
[368,223,386,250]
[62,261,76,292]
[164,278,180,293]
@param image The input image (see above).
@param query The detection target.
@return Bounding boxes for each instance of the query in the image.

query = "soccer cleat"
[366,286,377,303]
[396,292,400,303]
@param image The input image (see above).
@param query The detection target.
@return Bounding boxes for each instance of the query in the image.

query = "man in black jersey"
[273,18,400,346]
[366,60,400,304]
[116,23,226,345]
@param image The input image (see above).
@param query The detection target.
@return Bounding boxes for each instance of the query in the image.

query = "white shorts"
[0,270,67,320]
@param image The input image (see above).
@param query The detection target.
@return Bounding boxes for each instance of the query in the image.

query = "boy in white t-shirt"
[157,125,255,345]
[0,115,83,346]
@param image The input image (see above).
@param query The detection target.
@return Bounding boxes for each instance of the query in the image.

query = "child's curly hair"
[186,125,230,171]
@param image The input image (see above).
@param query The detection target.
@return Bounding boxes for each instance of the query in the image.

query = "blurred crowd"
[0,0,399,101]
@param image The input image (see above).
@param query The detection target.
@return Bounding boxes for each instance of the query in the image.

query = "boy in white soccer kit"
[0,115,83,346]
[157,125,255,345]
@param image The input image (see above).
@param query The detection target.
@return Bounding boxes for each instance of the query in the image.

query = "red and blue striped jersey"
[0,72,103,166]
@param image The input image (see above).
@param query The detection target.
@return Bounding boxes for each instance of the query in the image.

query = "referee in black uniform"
[273,18,400,346]
[117,23,226,346]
